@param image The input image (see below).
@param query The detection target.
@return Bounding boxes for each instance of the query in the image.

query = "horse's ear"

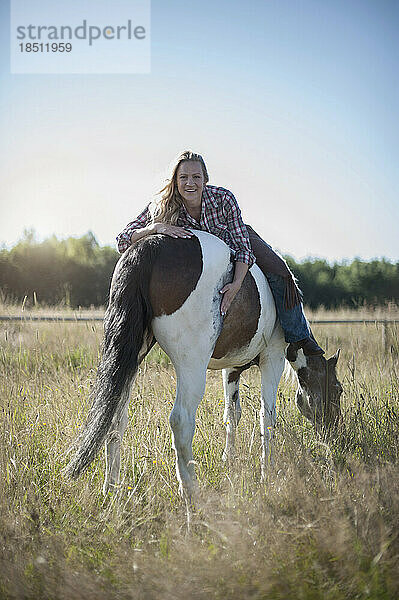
[328,349,340,368]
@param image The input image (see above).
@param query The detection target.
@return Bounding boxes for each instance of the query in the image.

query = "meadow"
[0,303,398,599]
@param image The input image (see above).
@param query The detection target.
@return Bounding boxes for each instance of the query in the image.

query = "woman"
[116,151,324,357]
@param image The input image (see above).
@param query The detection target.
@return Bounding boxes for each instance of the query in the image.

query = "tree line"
[0,231,398,309]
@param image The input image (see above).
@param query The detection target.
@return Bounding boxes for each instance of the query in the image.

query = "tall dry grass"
[0,309,398,599]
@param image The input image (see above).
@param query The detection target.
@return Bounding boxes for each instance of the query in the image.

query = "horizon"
[2,226,397,267]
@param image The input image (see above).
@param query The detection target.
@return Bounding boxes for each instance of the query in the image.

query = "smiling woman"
[116,150,324,357]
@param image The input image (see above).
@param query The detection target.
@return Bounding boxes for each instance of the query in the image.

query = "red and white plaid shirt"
[116,185,255,266]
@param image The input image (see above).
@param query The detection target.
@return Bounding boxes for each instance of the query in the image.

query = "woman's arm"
[223,190,255,268]
[116,205,193,253]
[116,204,152,253]
[129,223,157,244]
[131,223,193,244]
[218,189,254,314]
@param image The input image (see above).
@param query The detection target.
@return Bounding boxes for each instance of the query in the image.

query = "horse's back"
[148,231,277,368]
[149,231,231,316]
[149,234,204,317]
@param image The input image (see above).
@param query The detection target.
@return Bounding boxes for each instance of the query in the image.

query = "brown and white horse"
[67,231,342,499]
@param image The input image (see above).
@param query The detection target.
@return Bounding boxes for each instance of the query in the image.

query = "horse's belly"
[208,339,263,370]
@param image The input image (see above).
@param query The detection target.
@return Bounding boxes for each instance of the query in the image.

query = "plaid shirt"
[116,185,255,266]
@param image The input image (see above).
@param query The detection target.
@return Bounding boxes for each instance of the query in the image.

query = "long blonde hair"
[151,151,209,224]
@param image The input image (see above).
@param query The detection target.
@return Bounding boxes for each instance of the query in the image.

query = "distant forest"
[0,231,398,309]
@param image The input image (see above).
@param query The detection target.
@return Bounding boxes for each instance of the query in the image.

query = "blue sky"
[0,0,398,261]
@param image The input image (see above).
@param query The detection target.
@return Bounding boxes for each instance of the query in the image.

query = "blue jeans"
[265,272,311,343]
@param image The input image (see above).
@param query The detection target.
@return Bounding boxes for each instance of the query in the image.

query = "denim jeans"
[265,272,311,343]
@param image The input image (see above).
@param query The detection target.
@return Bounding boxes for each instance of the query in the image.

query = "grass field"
[1,305,398,599]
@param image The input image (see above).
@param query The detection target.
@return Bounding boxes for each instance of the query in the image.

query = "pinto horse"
[67,231,342,498]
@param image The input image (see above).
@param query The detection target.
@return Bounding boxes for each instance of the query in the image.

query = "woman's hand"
[154,223,193,238]
[219,280,242,315]
[219,261,248,315]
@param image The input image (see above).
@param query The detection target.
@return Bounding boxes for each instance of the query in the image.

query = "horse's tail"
[66,237,162,479]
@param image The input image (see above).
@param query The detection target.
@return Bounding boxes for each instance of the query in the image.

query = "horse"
[66,231,342,499]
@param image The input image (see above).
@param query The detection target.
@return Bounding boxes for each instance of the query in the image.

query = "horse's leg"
[103,334,155,495]
[259,333,286,479]
[169,362,208,502]
[222,368,242,461]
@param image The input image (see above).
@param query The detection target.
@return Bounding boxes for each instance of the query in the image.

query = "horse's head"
[288,348,342,429]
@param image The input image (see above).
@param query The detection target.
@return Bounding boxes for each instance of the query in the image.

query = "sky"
[0,0,398,262]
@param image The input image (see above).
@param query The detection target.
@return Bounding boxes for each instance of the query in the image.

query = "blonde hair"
[151,151,209,225]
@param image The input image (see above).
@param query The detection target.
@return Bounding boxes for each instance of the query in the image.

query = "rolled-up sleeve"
[223,190,255,267]
[116,204,151,253]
